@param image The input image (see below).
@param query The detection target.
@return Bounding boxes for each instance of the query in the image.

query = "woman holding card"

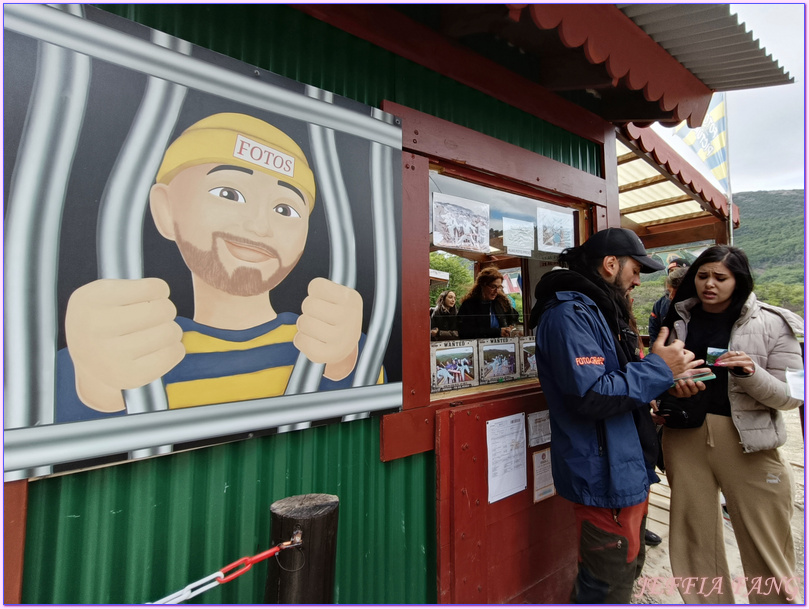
[655,245,804,604]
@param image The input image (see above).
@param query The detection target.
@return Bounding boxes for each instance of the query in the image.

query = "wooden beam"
[538,67,615,92]
[383,101,608,206]
[620,194,692,215]
[399,152,432,416]
[618,174,668,193]
[640,211,714,229]
[602,125,620,229]
[293,4,609,144]
[616,151,636,165]
[620,216,646,234]
[639,223,722,249]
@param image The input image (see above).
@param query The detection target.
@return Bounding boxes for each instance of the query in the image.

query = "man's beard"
[174,229,289,297]
[605,276,633,324]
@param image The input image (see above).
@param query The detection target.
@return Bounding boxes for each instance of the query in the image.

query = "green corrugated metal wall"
[21,4,601,604]
[99,4,601,174]
[24,420,436,604]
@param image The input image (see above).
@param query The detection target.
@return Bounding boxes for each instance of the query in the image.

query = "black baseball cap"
[582,228,664,273]
[666,257,690,273]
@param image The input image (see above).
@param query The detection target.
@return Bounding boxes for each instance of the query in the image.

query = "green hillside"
[632,189,805,331]
[733,189,805,284]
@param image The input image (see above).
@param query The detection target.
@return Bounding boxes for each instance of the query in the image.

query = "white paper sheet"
[533,448,555,503]
[486,413,527,503]
[785,367,805,401]
[527,410,551,447]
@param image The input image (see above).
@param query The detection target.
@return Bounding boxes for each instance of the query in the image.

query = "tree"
[429,252,474,306]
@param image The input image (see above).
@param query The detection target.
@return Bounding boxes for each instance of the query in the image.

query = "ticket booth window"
[427,170,581,396]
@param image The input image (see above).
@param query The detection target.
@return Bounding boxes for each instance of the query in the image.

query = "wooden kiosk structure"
[4,4,792,604]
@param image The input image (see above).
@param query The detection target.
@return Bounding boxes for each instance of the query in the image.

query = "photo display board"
[428,171,578,260]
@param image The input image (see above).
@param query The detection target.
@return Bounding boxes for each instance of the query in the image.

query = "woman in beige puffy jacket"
[655,245,804,604]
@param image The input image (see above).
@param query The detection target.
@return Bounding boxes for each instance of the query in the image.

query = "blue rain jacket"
[536,285,673,508]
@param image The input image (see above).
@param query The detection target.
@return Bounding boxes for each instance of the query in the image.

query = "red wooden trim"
[435,407,454,603]
[638,219,727,249]
[293,4,608,144]
[447,406,487,603]
[435,163,584,212]
[513,4,713,127]
[435,396,577,603]
[4,480,28,604]
[383,101,608,207]
[643,215,725,234]
[400,152,432,414]
[381,382,543,462]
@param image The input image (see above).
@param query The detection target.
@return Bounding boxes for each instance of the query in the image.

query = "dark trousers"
[570,498,648,604]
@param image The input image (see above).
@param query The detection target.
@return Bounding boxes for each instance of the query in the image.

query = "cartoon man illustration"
[59,113,375,418]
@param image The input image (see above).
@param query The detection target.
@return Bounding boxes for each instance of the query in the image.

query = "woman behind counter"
[430,290,459,340]
[457,267,520,339]
[656,245,804,604]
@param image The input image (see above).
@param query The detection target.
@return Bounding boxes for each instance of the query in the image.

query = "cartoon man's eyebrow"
[278,181,307,206]
[207,165,253,175]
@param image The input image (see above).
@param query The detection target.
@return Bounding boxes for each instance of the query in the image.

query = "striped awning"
[616,123,738,248]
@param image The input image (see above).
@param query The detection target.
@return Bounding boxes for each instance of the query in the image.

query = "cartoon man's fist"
[294,277,363,381]
[66,278,186,412]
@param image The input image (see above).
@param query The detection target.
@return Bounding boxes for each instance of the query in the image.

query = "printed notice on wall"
[486,413,527,503]
[533,448,556,503]
[527,410,551,447]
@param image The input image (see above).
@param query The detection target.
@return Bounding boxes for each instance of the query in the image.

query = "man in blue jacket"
[528,228,707,603]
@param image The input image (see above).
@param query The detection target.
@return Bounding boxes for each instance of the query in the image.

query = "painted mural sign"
[3,5,403,479]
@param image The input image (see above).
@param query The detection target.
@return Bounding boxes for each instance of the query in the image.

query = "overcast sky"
[653,4,805,194]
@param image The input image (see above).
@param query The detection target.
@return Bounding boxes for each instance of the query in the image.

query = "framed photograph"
[432,192,490,254]
[536,201,574,254]
[4,4,403,479]
[519,336,538,378]
[431,340,479,393]
[477,338,520,385]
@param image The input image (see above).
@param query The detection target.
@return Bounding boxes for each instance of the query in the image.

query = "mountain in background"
[733,189,804,284]
[633,189,804,328]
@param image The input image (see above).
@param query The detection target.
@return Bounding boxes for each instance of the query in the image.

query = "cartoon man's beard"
[174,230,289,297]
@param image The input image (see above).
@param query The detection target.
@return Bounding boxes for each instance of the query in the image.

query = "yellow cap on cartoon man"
[156,113,316,207]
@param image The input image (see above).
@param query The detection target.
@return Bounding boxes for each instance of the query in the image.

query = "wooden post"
[264,494,339,604]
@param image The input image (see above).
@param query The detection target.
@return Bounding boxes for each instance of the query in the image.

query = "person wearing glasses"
[457,266,519,339]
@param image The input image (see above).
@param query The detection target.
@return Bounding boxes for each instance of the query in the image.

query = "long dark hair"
[461,266,511,310]
[432,290,457,317]
[662,245,754,329]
